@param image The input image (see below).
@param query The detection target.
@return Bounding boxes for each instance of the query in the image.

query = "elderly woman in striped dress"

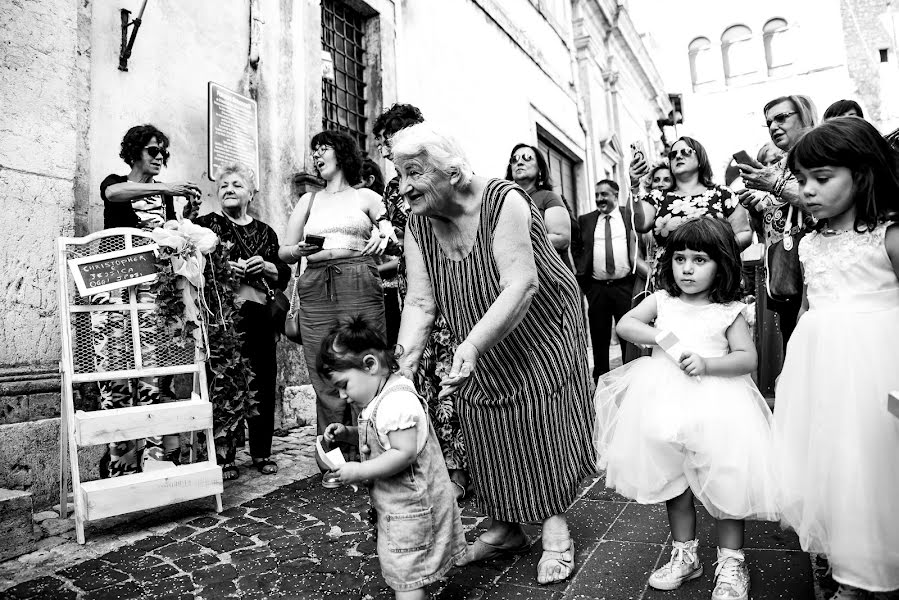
[392,124,595,585]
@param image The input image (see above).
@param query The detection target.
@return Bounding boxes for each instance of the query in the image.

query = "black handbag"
[261,279,290,335]
[764,203,805,300]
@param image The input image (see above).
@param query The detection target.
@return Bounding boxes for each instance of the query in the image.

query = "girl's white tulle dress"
[773,223,899,592]
[594,291,778,522]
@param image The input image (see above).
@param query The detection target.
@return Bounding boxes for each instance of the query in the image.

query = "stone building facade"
[0,0,668,513]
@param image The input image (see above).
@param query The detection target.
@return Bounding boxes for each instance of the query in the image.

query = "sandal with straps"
[221,464,240,481]
[253,459,278,475]
[537,540,575,585]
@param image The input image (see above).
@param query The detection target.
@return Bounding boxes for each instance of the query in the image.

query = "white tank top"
[304,189,373,252]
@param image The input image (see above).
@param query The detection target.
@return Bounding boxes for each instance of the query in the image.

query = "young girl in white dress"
[594,217,778,600]
[319,316,466,600]
[772,117,899,600]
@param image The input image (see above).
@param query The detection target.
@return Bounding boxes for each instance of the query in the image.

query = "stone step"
[0,488,37,561]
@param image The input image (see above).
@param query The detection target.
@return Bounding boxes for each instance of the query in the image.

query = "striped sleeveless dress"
[408,178,595,522]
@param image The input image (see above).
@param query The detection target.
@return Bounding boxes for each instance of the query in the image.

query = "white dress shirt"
[592,209,632,280]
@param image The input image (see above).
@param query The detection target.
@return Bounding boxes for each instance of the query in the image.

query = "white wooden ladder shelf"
[57,228,222,544]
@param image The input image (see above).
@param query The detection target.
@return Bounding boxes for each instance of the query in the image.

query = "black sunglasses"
[145,146,170,159]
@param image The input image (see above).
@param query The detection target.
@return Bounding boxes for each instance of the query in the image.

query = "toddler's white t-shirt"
[361,381,428,453]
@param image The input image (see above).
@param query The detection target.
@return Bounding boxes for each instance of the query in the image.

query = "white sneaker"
[830,584,867,599]
[649,539,703,591]
[712,547,749,600]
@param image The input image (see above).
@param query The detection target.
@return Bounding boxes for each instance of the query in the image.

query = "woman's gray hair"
[390,123,473,189]
[763,95,819,129]
[214,162,257,193]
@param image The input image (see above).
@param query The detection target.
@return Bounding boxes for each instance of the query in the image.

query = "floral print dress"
[645,185,739,261]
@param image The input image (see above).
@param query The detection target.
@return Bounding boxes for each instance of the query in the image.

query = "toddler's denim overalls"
[359,382,466,591]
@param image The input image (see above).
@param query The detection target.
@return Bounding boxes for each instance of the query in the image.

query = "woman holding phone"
[634,136,752,256]
[280,130,393,471]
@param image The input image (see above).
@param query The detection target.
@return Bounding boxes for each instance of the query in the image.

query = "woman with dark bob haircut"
[504,143,572,267]
[823,99,864,120]
[280,130,394,474]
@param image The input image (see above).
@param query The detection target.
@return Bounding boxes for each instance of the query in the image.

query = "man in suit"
[572,179,641,381]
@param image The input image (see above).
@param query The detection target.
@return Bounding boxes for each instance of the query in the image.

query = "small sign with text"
[68,245,159,296]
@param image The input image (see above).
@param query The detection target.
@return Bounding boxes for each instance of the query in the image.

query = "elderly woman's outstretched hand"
[438,340,480,399]
[737,161,778,194]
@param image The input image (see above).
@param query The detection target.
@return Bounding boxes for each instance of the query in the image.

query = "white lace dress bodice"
[653,291,746,358]
[800,223,899,312]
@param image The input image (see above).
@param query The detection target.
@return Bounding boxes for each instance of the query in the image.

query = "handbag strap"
[225,217,266,259]
[287,191,318,314]
[302,192,317,232]
[222,216,280,298]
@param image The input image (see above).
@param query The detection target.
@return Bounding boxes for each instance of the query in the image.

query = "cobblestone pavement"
[1,424,821,600]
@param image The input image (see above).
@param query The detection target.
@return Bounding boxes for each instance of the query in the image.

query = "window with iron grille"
[321,0,368,151]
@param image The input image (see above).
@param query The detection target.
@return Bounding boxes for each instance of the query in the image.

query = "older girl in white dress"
[772,117,899,599]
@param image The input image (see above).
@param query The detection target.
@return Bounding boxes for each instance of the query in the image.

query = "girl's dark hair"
[671,136,714,188]
[120,124,169,167]
[373,103,425,138]
[504,143,554,191]
[656,218,743,304]
[317,315,399,379]
[787,116,899,231]
[823,99,864,120]
[311,130,363,185]
[360,158,385,196]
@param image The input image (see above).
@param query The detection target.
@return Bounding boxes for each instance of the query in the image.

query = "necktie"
[604,215,615,274]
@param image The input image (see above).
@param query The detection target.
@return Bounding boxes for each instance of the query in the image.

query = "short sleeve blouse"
[528,189,565,214]
[362,386,428,453]
[644,185,739,248]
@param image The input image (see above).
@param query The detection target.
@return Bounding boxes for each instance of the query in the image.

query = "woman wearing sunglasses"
[101,124,201,230]
[637,136,752,260]
[93,124,201,478]
[505,143,573,269]
[735,95,818,348]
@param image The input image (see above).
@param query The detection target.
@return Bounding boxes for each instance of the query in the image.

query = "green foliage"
[153,241,258,454]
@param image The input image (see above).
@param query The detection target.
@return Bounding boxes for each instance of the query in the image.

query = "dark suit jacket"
[573,206,639,283]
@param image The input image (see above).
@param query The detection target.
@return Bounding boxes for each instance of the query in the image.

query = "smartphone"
[630,141,645,163]
[732,150,753,166]
[305,234,326,247]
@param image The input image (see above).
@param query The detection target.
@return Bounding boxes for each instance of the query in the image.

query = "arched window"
[721,25,756,81]
[688,37,716,86]
[764,18,792,73]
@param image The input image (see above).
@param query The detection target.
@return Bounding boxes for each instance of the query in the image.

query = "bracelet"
[291,244,303,259]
